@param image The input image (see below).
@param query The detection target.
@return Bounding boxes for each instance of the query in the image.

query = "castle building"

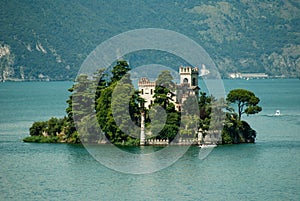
[138,77,156,109]
[138,66,200,111]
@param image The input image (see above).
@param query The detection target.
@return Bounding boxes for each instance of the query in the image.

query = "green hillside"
[0,0,299,81]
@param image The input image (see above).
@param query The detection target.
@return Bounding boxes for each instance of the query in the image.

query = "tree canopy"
[149,71,180,141]
[96,61,141,145]
[226,89,262,120]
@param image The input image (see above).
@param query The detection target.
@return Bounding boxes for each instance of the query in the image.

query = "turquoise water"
[1,79,300,200]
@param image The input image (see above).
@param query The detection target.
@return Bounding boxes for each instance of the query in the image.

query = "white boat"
[199,144,217,148]
[274,110,281,116]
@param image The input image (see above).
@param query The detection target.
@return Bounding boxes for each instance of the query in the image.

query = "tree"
[198,92,212,131]
[222,113,257,144]
[153,86,175,109]
[153,70,175,110]
[156,70,175,90]
[111,74,140,139]
[29,121,47,136]
[110,60,130,83]
[226,89,262,120]
[151,70,180,141]
[71,74,95,120]
[95,60,141,145]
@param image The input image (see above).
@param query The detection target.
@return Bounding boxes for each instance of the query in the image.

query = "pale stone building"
[138,77,156,109]
[138,66,199,111]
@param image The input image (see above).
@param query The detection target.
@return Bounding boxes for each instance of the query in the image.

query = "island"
[23,60,262,145]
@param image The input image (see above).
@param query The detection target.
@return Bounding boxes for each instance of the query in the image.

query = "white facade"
[138,77,156,109]
[138,66,199,111]
[179,66,199,87]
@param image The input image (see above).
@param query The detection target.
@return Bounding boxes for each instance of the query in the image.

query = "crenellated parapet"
[138,77,156,87]
[179,66,199,74]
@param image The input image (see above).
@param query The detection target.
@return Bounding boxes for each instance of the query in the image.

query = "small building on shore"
[228,72,268,79]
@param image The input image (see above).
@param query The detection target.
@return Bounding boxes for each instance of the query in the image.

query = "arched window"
[192,78,196,86]
[150,89,153,95]
[183,78,188,83]
[141,89,144,94]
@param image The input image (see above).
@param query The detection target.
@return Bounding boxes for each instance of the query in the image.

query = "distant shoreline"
[1,77,298,83]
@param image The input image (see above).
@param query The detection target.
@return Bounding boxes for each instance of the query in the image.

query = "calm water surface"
[0,79,299,200]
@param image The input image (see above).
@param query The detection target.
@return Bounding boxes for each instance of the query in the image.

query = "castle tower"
[138,77,156,109]
[179,66,199,87]
[178,67,200,104]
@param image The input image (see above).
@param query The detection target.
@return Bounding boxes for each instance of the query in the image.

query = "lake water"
[1,79,299,200]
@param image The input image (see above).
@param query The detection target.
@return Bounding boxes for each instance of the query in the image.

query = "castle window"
[141,89,144,95]
[192,78,196,86]
[183,78,188,83]
[150,89,153,95]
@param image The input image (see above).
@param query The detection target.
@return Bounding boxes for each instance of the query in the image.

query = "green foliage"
[153,86,174,110]
[182,96,199,116]
[238,121,256,143]
[111,61,130,83]
[115,138,140,146]
[25,71,97,144]
[227,89,262,120]
[95,60,141,144]
[222,113,256,144]
[67,131,81,144]
[198,92,212,131]
[25,60,138,144]
[221,89,262,143]
[156,70,175,90]
[221,130,233,144]
[46,117,65,136]
[209,97,226,131]
[29,121,47,136]
[150,71,180,141]
[71,74,96,120]
[180,114,199,138]
[23,135,59,143]
[152,71,175,109]
[29,117,65,137]
[1,1,300,80]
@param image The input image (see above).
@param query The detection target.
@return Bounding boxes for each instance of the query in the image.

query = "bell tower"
[179,66,199,87]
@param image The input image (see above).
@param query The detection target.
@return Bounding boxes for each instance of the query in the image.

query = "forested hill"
[1,0,299,81]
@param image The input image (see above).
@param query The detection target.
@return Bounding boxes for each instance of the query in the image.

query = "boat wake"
[198,145,217,160]
[265,110,283,117]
